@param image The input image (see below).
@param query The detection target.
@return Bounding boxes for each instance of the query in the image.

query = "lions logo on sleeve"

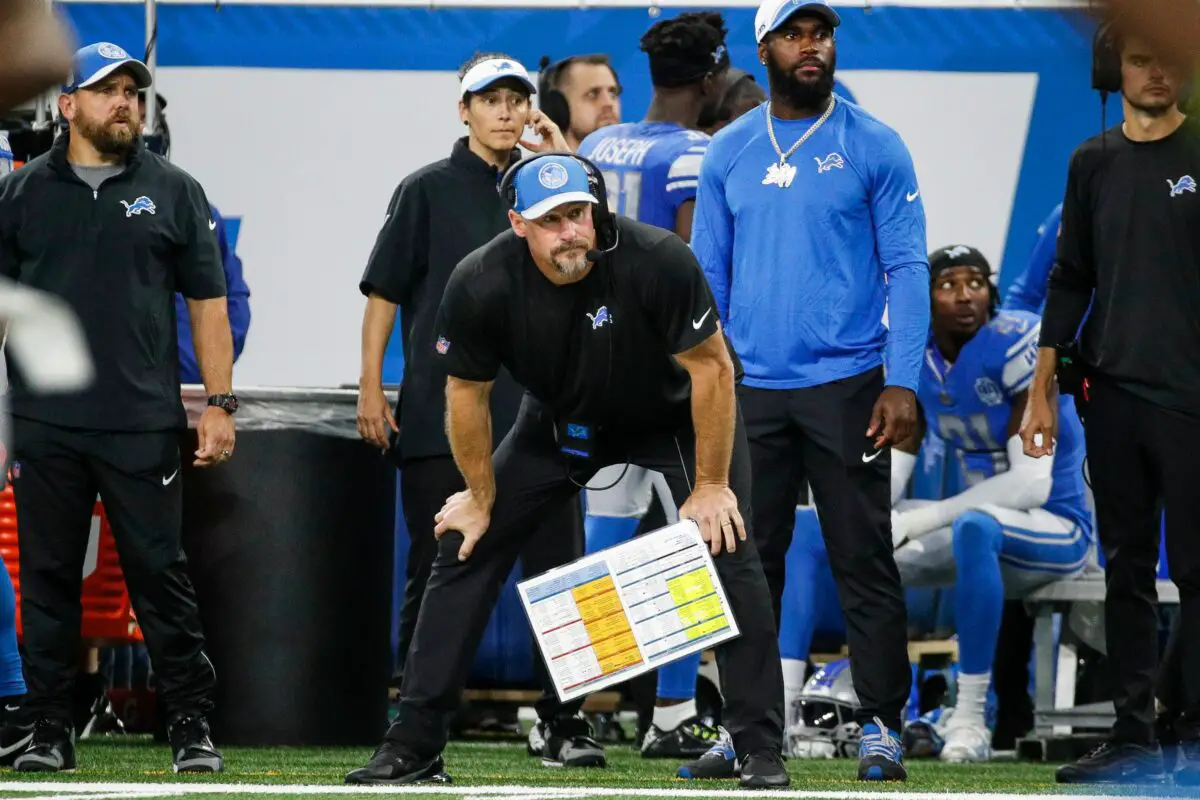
[578,123,710,230]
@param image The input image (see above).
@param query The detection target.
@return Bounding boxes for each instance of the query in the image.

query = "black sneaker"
[13,718,75,773]
[1055,741,1167,785]
[641,716,722,759]
[0,702,34,768]
[740,752,790,789]
[539,715,606,768]
[345,742,451,785]
[677,725,738,780]
[167,715,223,774]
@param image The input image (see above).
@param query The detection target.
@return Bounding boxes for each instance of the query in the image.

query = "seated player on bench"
[887,244,1094,762]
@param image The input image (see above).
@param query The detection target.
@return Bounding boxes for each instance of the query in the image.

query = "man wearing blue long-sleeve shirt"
[689,0,928,783]
[177,205,249,383]
[1002,203,1061,314]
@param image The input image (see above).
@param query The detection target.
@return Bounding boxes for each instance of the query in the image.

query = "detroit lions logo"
[120,196,156,217]
[814,153,844,173]
[586,306,611,330]
[1168,175,1197,197]
[943,245,973,259]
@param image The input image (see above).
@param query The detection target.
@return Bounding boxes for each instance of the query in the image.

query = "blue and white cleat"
[676,725,738,780]
[857,716,907,782]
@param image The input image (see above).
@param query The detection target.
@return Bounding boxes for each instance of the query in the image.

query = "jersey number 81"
[600,169,642,222]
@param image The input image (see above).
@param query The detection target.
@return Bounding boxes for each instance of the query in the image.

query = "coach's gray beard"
[554,252,590,280]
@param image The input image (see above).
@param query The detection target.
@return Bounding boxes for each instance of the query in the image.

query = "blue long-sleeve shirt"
[176,205,250,383]
[690,98,930,392]
[1002,203,1062,314]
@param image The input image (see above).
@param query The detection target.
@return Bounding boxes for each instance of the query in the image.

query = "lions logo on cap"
[98,43,128,60]
[538,162,569,190]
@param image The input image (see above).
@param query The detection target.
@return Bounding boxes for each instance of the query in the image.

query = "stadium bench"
[1022,573,1179,744]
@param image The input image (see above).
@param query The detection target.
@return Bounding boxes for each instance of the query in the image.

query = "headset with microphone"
[498,150,620,261]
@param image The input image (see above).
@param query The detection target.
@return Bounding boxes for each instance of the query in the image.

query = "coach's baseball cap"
[755,0,841,42]
[460,57,537,96]
[512,155,597,220]
[63,42,153,94]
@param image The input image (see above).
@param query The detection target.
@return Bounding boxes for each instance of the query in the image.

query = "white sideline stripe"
[0,785,1136,800]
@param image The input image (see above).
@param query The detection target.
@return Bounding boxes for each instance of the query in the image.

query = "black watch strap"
[207,393,239,414]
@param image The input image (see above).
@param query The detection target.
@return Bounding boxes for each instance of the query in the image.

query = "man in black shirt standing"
[346,153,787,789]
[356,53,600,766]
[1021,25,1200,786]
[0,43,233,773]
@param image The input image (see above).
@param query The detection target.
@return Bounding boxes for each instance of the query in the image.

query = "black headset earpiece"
[497,151,619,254]
[538,56,573,134]
[1092,22,1122,97]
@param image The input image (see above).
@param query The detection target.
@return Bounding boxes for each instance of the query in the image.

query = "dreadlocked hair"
[640,11,729,88]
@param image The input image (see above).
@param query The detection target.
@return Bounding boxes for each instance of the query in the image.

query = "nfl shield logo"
[435,337,450,354]
[10,461,19,480]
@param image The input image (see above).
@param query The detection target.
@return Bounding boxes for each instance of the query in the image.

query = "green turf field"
[0,737,1187,800]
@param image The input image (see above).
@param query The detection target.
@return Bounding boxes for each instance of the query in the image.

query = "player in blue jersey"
[1002,204,1062,314]
[573,11,735,761]
[889,245,1093,762]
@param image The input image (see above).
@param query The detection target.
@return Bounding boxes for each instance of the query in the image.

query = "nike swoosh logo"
[862,450,883,463]
[906,190,920,202]
[693,308,712,330]
[162,469,179,486]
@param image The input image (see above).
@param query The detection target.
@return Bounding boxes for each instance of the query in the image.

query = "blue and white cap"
[460,57,537,96]
[511,155,597,220]
[63,42,153,94]
[755,0,841,42]
[0,133,12,177]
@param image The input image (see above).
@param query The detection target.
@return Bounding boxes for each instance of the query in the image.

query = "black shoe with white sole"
[168,715,224,774]
[344,743,451,785]
[540,715,606,768]
[13,718,74,772]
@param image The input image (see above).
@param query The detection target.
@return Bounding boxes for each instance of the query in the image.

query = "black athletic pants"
[385,394,783,760]
[1084,378,1200,744]
[9,417,215,726]
[394,455,583,700]
[738,366,911,732]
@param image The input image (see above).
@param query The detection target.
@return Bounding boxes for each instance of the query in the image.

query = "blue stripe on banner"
[60,5,1091,73]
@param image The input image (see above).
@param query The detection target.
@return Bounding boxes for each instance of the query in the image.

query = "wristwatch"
[207,393,239,415]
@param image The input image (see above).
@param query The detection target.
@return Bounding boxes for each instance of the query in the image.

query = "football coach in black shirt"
[356,55,600,764]
[1021,24,1200,786]
[346,153,787,789]
[0,42,231,773]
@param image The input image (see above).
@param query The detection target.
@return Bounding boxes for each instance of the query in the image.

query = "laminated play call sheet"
[517,519,740,702]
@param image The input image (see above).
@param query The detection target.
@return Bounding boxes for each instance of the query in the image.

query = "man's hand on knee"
[434,490,492,561]
[681,483,746,556]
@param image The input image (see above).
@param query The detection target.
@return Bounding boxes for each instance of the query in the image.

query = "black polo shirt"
[433,216,739,437]
[0,132,225,431]
[360,137,527,461]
